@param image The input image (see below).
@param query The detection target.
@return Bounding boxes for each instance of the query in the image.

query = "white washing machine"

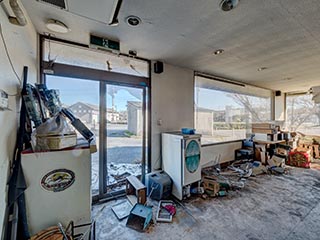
[162,132,201,200]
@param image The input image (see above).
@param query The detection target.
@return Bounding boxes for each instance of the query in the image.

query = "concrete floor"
[92,165,320,240]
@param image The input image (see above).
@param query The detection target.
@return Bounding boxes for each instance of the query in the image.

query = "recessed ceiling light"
[213,49,225,55]
[257,67,268,72]
[126,16,141,27]
[220,0,239,12]
[46,19,69,33]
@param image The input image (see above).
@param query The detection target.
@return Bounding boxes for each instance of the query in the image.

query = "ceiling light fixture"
[45,19,69,33]
[213,49,224,55]
[126,16,141,27]
[220,0,239,12]
[257,67,268,72]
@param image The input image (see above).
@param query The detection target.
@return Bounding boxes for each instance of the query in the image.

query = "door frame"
[39,35,152,202]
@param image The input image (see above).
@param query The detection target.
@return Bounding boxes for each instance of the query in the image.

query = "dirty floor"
[92,166,320,240]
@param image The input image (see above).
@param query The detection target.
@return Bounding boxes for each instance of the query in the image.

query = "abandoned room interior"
[1,0,320,239]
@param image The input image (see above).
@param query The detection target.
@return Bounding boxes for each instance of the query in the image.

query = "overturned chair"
[235,139,255,161]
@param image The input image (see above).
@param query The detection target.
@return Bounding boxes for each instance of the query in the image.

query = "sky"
[46,76,267,112]
[46,75,141,111]
[196,88,241,110]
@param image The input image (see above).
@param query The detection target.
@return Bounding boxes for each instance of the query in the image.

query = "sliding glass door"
[46,76,148,200]
[103,84,146,193]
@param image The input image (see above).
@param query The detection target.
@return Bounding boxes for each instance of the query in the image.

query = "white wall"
[275,93,285,121]
[201,141,242,167]
[0,1,37,236]
[151,63,194,170]
[151,63,242,170]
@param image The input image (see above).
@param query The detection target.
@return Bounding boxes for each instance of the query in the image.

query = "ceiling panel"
[21,0,320,92]
[67,0,116,24]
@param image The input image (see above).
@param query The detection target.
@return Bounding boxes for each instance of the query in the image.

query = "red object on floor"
[287,151,311,168]
[163,205,176,216]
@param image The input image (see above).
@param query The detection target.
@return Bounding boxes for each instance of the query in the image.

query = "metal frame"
[39,35,151,202]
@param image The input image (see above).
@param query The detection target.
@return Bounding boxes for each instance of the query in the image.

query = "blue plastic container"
[181,128,195,134]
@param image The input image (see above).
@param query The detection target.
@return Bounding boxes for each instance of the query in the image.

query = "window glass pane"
[46,75,100,196]
[286,94,320,134]
[195,77,271,144]
[106,85,143,192]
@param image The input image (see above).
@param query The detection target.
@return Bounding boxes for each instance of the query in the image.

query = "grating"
[37,0,68,10]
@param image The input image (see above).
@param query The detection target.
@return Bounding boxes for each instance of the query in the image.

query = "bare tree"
[227,93,270,122]
[287,95,318,131]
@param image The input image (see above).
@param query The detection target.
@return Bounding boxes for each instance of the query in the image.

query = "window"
[286,94,320,134]
[195,75,272,144]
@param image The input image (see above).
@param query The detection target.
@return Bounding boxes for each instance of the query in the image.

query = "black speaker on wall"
[154,61,163,74]
[275,90,281,96]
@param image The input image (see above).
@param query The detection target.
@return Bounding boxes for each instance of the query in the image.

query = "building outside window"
[195,75,272,144]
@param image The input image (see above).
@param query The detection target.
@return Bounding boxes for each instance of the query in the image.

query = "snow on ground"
[91,124,143,194]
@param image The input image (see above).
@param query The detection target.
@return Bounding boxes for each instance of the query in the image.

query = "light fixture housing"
[46,19,69,33]
[257,67,268,72]
[213,49,225,55]
[126,16,141,27]
[220,0,239,12]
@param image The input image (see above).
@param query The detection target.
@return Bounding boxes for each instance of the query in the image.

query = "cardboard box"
[36,134,77,150]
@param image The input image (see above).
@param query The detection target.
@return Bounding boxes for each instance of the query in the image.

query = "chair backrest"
[242,139,254,148]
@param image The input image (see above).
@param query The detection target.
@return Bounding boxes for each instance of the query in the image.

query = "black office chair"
[235,139,255,161]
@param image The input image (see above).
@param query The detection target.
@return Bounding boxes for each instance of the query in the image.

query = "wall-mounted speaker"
[275,90,281,96]
[154,61,163,74]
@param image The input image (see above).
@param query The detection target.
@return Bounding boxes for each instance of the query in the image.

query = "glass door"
[46,75,100,197]
[102,84,147,194]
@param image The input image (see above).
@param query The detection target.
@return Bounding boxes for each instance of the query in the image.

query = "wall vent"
[37,0,68,10]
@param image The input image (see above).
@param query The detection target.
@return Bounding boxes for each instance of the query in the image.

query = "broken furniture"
[126,204,153,232]
[126,175,147,205]
[253,139,286,165]
[146,171,172,200]
[235,139,255,161]
[202,176,220,197]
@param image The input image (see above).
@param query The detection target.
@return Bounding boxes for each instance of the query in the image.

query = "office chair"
[235,139,255,161]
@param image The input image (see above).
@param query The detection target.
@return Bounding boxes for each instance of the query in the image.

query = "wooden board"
[252,128,277,134]
[126,175,147,205]
[252,123,275,129]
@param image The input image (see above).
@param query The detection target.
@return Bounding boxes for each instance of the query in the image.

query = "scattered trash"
[111,200,133,220]
[146,171,172,200]
[156,200,176,223]
[202,177,220,197]
[218,190,227,197]
[126,175,147,205]
[126,204,153,232]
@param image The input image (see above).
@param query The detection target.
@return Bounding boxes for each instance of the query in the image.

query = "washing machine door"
[183,138,201,185]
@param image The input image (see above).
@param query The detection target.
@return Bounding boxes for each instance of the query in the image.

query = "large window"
[195,75,272,144]
[286,94,320,134]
